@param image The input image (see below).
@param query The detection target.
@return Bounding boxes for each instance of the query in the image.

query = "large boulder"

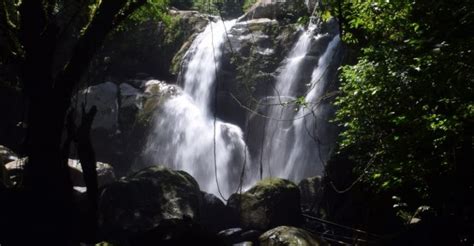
[78,81,119,132]
[98,165,202,241]
[259,226,327,246]
[228,178,302,230]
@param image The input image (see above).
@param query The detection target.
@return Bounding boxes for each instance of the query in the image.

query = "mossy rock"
[259,226,328,246]
[228,178,302,230]
[98,165,202,241]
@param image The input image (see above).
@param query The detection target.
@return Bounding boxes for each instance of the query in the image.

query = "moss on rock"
[98,165,202,241]
[228,178,302,231]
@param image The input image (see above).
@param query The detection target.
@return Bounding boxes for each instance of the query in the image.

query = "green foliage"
[243,0,257,12]
[118,0,172,30]
[330,0,474,210]
[296,15,309,26]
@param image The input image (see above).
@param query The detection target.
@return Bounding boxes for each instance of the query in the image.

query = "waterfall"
[284,35,341,180]
[145,15,342,198]
[255,24,342,182]
[144,19,249,198]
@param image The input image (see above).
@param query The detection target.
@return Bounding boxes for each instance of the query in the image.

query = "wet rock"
[298,176,322,212]
[259,226,327,246]
[199,191,238,233]
[218,227,244,244]
[137,80,181,127]
[98,165,202,241]
[228,178,302,230]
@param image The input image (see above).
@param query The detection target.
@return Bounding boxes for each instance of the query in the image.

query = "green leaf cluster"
[330,0,474,210]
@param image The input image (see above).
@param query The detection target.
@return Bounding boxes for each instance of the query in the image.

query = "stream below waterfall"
[144,16,343,199]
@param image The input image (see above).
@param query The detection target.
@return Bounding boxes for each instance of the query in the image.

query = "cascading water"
[144,19,249,198]
[283,35,341,180]
[255,24,319,180]
[255,21,342,182]
[182,19,236,113]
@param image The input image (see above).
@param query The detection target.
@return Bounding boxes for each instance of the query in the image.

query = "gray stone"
[79,82,119,132]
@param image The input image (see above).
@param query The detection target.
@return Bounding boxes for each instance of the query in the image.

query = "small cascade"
[284,35,341,180]
[144,19,249,198]
[255,23,342,183]
[256,24,319,180]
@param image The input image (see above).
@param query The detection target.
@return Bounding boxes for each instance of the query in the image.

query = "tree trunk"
[23,89,74,244]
